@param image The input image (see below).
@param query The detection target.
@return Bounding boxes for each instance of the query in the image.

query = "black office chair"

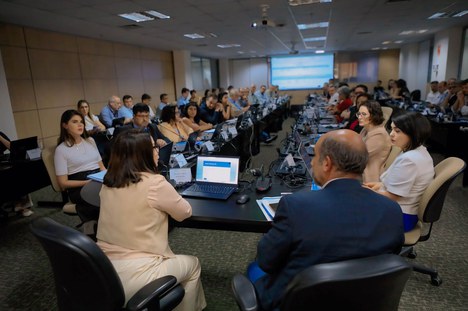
[400,157,466,286]
[232,254,412,311]
[30,217,184,311]
[410,89,421,102]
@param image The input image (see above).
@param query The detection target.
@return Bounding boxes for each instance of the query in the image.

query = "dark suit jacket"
[255,178,404,311]
[199,106,223,125]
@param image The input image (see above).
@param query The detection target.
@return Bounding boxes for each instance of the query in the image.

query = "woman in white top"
[77,99,105,134]
[357,101,391,183]
[54,110,106,224]
[97,130,206,310]
[365,112,434,232]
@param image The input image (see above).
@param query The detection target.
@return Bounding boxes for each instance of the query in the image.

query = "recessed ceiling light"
[417,29,428,33]
[399,30,414,35]
[237,51,245,54]
[145,10,170,19]
[315,50,325,54]
[303,36,326,42]
[382,41,391,45]
[297,22,329,30]
[289,0,332,6]
[217,44,241,48]
[428,12,448,19]
[394,40,403,44]
[119,12,153,23]
[452,10,468,17]
[184,33,205,39]
[371,47,381,50]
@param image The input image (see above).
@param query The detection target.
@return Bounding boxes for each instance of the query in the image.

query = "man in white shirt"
[328,85,339,105]
[425,81,440,105]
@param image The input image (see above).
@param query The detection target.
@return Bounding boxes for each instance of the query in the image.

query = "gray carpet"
[1,118,467,310]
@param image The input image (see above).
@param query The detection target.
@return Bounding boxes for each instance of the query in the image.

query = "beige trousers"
[111,255,206,311]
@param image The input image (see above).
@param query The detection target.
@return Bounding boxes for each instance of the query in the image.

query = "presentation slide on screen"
[271,54,334,90]
[202,160,232,183]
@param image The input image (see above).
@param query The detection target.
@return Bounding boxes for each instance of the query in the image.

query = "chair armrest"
[231,274,258,311]
[126,275,183,311]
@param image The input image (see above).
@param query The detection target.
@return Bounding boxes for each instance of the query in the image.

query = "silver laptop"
[181,155,239,200]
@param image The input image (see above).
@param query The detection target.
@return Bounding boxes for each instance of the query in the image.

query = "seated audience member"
[373,80,384,94]
[441,80,462,113]
[77,99,106,134]
[199,93,224,124]
[322,82,330,99]
[190,89,199,104]
[100,95,122,128]
[344,93,371,133]
[391,79,410,101]
[453,79,468,116]
[158,105,193,143]
[177,87,190,111]
[329,86,353,122]
[425,81,440,105]
[141,93,155,119]
[199,89,210,108]
[365,112,434,232]
[182,102,213,132]
[0,131,34,217]
[118,95,134,123]
[247,84,259,105]
[97,130,206,310]
[357,101,391,182]
[54,110,106,228]
[156,93,169,119]
[229,89,249,118]
[217,92,232,121]
[327,84,339,105]
[435,81,449,106]
[254,85,268,105]
[250,129,404,311]
[113,103,168,147]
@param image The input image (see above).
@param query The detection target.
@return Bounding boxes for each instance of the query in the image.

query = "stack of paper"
[256,196,282,221]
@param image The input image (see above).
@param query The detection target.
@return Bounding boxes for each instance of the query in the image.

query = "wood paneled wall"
[0,23,175,147]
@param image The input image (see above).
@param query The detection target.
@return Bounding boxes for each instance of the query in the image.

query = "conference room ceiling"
[0,0,467,58]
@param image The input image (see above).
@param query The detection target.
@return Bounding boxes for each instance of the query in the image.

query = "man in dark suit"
[112,103,169,147]
[253,129,404,311]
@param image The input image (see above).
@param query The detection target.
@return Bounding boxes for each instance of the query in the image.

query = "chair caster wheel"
[431,275,442,286]
[407,250,417,259]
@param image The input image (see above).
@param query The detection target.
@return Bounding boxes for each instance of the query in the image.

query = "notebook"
[87,170,106,183]
[181,155,239,200]
[9,136,38,162]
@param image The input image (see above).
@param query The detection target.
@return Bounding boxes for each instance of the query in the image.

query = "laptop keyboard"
[188,183,234,194]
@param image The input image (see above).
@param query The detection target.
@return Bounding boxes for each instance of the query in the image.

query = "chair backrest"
[30,217,126,311]
[280,254,412,311]
[410,90,421,102]
[383,145,402,172]
[418,157,466,224]
[381,106,393,129]
[41,145,63,193]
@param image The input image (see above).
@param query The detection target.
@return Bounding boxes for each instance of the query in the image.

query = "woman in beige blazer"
[97,130,206,311]
[357,101,391,183]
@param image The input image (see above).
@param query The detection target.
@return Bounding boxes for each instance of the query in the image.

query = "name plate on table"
[169,168,192,185]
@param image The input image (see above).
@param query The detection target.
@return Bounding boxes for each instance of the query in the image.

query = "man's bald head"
[317,129,368,175]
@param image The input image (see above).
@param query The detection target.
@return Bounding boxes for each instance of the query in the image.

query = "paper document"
[87,170,106,183]
[256,196,282,221]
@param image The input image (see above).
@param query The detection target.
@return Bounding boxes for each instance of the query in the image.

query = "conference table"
[81,176,312,234]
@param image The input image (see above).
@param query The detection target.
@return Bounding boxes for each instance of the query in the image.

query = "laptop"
[181,155,239,200]
[9,136,38,162]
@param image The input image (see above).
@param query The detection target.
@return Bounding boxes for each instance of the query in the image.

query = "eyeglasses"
[356,112,369,118]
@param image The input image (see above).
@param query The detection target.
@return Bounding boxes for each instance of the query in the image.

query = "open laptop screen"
[195,155,239,185]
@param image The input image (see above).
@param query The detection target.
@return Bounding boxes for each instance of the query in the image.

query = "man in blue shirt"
[100,95,121,128]
[156,93,169,119]
[255,85,268,105]
[177,87,190,111]
[118,95,134,124]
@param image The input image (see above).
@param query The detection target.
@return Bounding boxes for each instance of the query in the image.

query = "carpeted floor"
[1,118,467,310]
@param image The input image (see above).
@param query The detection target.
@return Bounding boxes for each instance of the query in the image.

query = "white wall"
[399,40,431,98]
[0,49,17,140]
[431,27,463,81]
[229,58,268,88]
[173,50,192,94]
